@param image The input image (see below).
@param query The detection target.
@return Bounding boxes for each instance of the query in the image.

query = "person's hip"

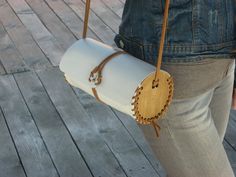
[160,58,235,99]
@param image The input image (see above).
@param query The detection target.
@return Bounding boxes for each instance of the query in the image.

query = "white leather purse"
[59,0,174,137]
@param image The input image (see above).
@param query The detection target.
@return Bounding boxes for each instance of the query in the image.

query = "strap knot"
[151,121,161,137]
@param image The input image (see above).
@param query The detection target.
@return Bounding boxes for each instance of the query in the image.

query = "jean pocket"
[114,34,145,60]
[225,59,235,76]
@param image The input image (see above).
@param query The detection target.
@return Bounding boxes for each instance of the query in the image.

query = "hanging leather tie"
[152,121,161,137]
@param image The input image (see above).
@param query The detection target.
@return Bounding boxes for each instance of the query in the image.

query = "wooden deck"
[0,0,235,177]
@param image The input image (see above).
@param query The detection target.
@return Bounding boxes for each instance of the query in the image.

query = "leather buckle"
[89,70,102,85]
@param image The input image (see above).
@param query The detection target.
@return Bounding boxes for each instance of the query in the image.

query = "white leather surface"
[59,38,156,118]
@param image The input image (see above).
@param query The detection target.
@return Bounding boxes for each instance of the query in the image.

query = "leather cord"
[89,50,127,86]
[88,50,126,103]
[82,0,91,38]
[82,0,171,85]
[92,88,104,104]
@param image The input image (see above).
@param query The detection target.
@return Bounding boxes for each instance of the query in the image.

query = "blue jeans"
[138,58,235,177]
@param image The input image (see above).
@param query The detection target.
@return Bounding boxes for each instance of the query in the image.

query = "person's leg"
[138,59,235,177]
[209,60,235,142]
[138,88,235,177]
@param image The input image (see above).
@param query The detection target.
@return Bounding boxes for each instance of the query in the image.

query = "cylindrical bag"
[59,0,174,137]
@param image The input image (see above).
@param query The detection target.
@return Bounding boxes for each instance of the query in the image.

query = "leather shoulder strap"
[83,0,171,85]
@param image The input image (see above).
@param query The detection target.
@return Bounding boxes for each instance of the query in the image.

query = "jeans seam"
[224,60,235,78]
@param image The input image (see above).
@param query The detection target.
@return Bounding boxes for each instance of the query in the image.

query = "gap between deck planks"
[37,67,162,177]
[101,0,124,18]
[0,66,236,177]
[0,20,29,74]
[0,74,59,177]
[6,0,65,66]
[0,108,26,177]
[22,0,77,49]
[225,115,236,147]
[0,0,123,73]
[41,0,100,40]
[224,140,236,174]
[80,0,121,33]
[63,0,117,46]
[14,71,94,177]
[0,0,51,71]
[111,109,166,176]
[0,59,6,75]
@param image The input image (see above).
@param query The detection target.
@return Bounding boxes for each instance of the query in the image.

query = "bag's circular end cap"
[132,71,174,124]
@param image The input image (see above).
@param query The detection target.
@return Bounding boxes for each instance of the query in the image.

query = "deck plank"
[223,140,236,175]
[25,0,77,49]
[0,75,59,177]
[0,21,29,74]
[14,71,94,177]
[63,0,116,45]
[0,108,26,177]
[0,0,51,70]
[225,111,236,149]
[44,0,99,40]
[81,0,121,33]
[119,0,125,4]
[101,0,124,18]
[37,68,128,177]
[113,109,166,177]
[6,0,64,66]
[73,88,161,177]
[230,110,236,121]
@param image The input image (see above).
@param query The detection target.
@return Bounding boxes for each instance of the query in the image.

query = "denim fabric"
[114,0,236,64]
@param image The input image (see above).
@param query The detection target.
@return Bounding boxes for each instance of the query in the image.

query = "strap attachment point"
[89,67,102,85]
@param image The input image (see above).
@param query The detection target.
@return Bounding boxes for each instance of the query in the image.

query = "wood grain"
[0,59,6,75]
[73,87,161,177]
[0,74,59,177]
[223,140,236,175]
[25,0,77,49]
[112,109,166,177]
[0,0,51,70]
[63,0,116,45]
[44,0,99,40]
[7,0,64,66]
[132,72,173,125]
[101,0,124,18]
[0,21,28,74]
[37,68,128,177]
[225,111,236,149]
[0,108,26,177]
[15,71,93,177]
[81,0,121,33]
